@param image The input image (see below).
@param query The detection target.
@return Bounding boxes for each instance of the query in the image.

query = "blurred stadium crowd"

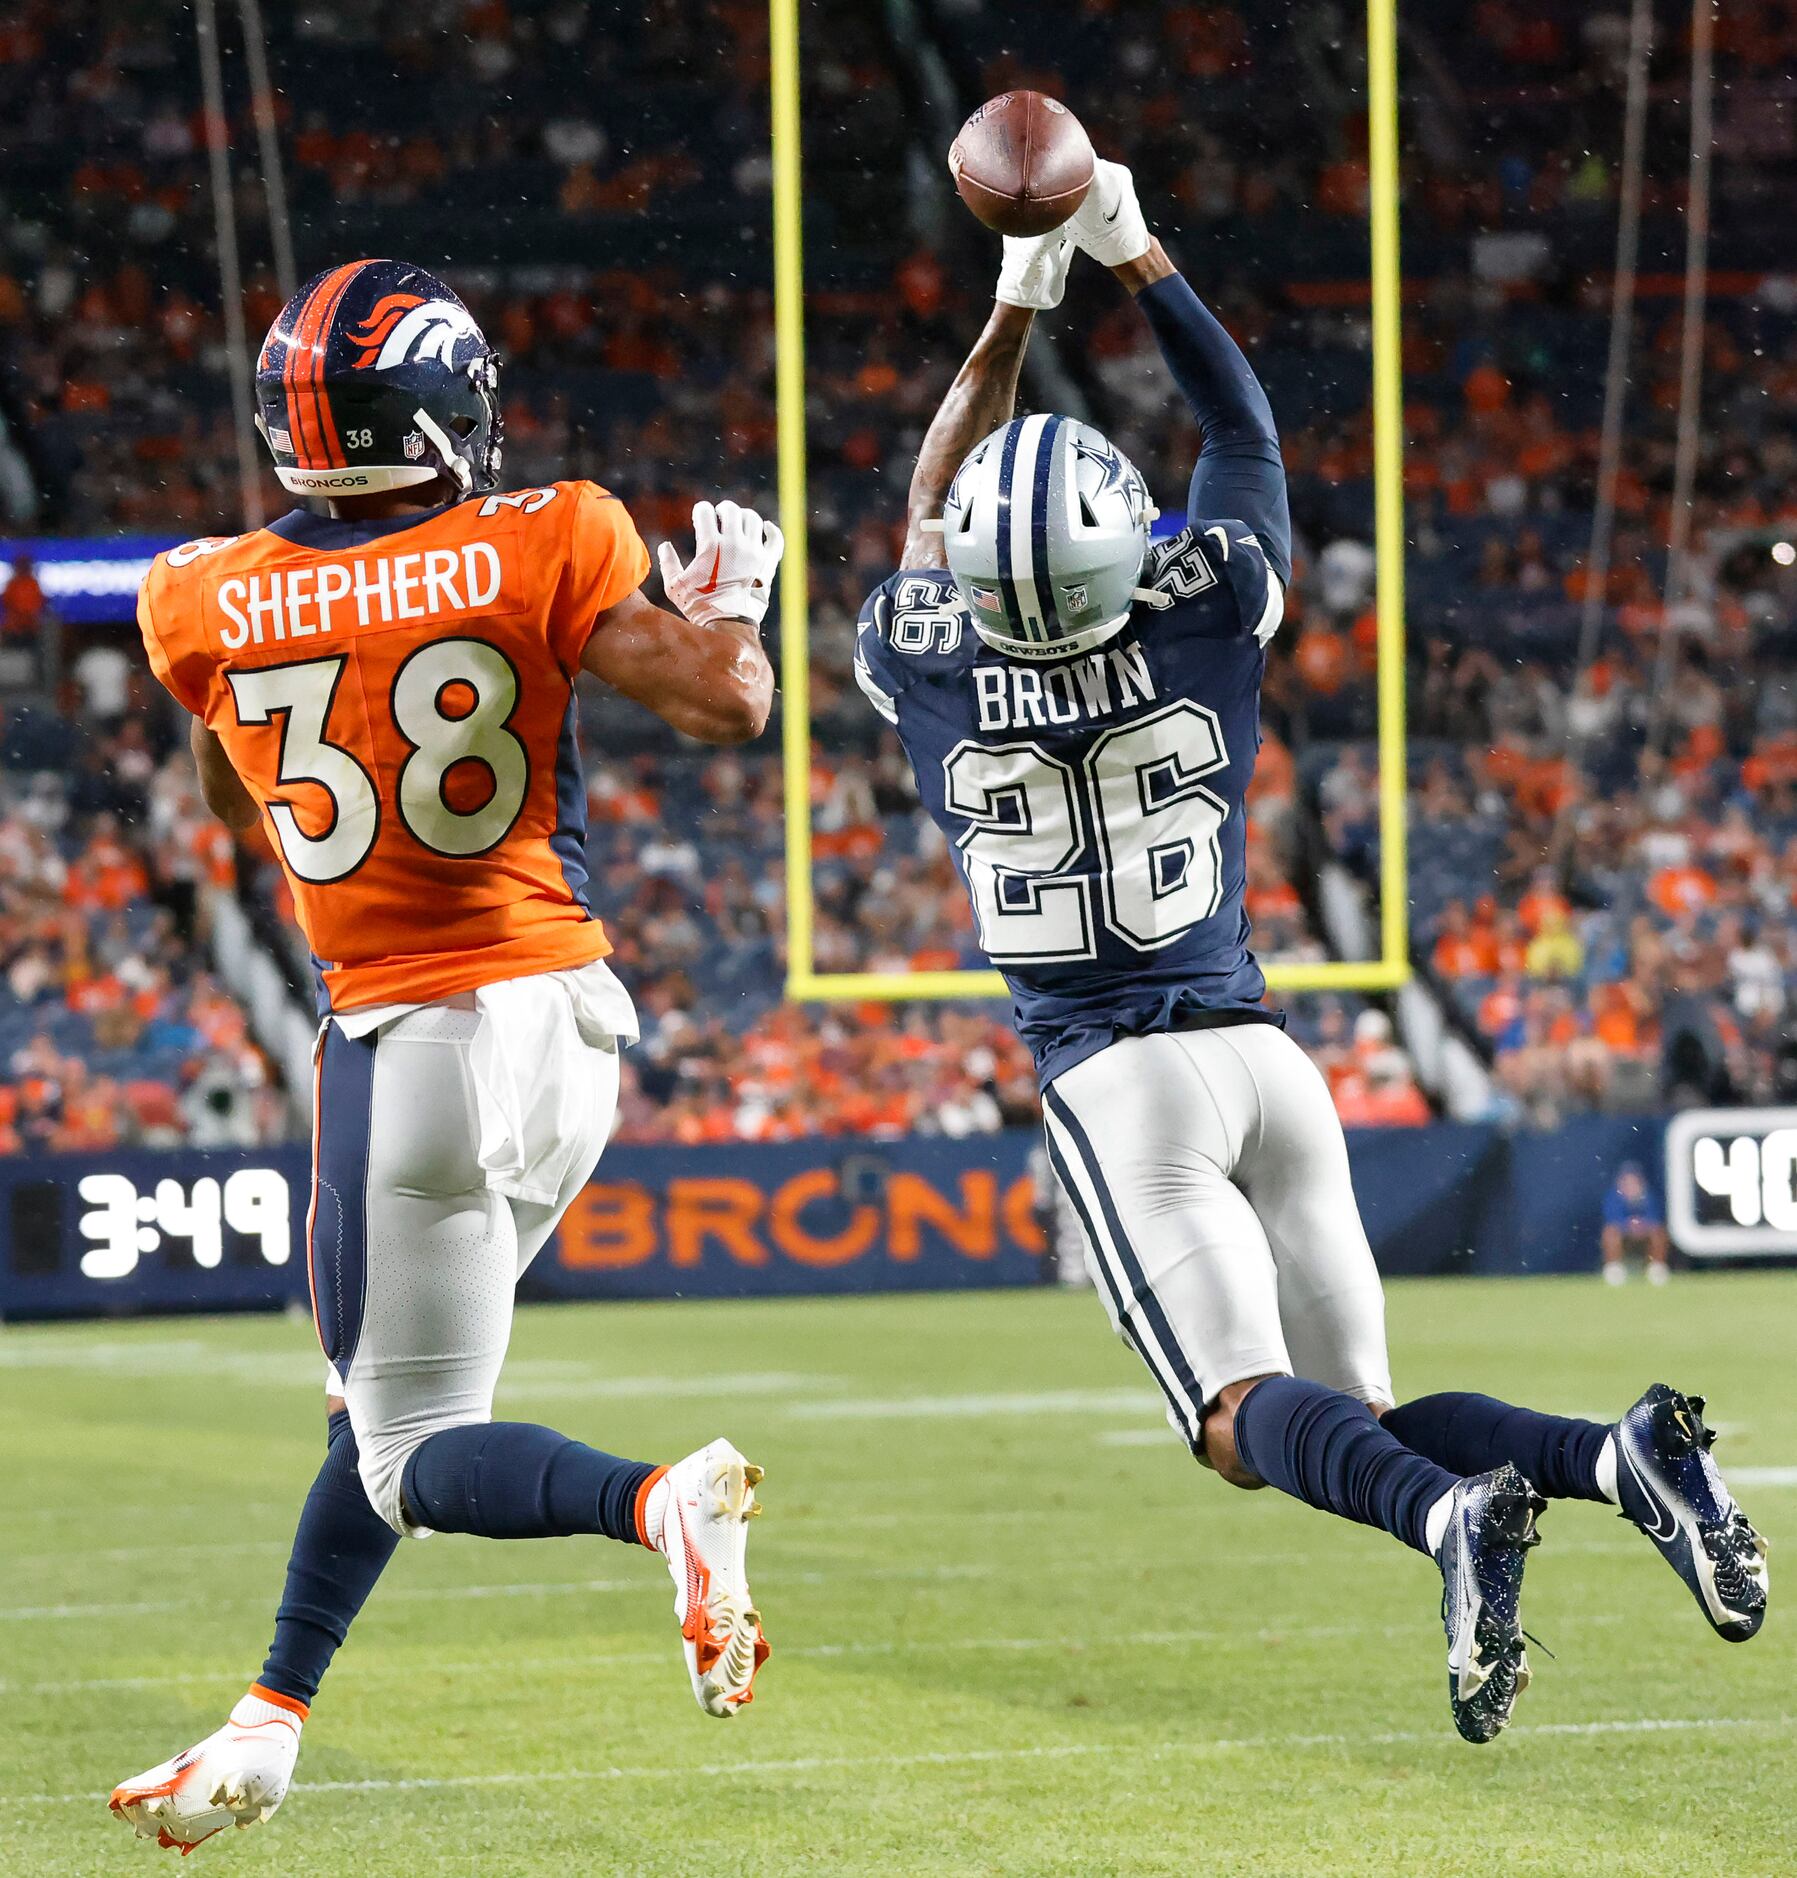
[2,0,1795,1150]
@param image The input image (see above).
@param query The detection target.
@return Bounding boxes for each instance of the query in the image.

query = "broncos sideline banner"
[0,1113,1744,1322]
[0,1134,1048,1320]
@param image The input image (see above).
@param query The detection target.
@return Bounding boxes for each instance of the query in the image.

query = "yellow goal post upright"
[773,0,1409,1003]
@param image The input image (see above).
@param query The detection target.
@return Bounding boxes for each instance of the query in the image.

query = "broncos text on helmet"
[254,259,503,500]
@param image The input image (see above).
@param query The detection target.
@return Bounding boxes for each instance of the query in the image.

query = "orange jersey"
[138,481,649,1010]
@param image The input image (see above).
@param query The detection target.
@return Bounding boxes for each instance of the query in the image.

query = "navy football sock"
[400,1423,657,1544]
[1383,1392,1610,1504]
[1231,1375,1458,1557]
[258,1409,401,1707]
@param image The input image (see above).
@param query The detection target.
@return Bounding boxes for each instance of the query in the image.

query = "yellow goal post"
[771,0,1409,1002]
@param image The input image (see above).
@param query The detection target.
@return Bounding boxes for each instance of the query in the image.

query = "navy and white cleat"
[1435,1462,1546,1744]
[1613,1385,1768,1642]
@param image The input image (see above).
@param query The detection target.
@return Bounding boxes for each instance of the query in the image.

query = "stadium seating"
[0,703,279,1153]
[3,0,1794,1147]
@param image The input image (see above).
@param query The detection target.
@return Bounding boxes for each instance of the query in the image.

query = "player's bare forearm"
[190,717,259,830]
[582,585,773,744]
[900,301,1035,570]
[1110,236,1176,296]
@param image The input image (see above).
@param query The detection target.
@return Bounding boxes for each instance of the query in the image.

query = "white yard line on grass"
[783,1387,1162,1420]
[0,1500,289,1526]
[3,1610,1637,1698]
[0,1560,999,1623]
[500,1370,839,1403]
[0,1506,1100,1570]
[1731,1466,1797,1487]
[3,1539,290,1573]
[1,1519,1658,1601]
[0,1338,844,1404]
[9,1712,1789,1806]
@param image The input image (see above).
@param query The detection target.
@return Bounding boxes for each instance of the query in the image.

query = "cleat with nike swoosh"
[642,1437,770,1716]
[1434,1462,1546,1744]
[109,1686,304,1853]
[1613,1384,1768,1641]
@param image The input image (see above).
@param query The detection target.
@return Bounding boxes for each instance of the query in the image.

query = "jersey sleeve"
[1195,519,1284,647]
[137,557,212,717]
[855,564,973,724]
[853,577,912,727]
[1134,272,1292,586]
[547,480,652,670]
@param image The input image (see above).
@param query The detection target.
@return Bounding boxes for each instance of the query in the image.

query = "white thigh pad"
[1045,1031,1294,1434]
[1205,1025,1394,1407]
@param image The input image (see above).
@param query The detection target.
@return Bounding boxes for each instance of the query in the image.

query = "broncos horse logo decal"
[347,294,483,371]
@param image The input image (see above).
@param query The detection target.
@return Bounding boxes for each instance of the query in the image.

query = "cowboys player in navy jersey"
[856,157,1767,1742]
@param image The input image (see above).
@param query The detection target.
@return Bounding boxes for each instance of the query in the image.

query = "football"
[949,90,1094,236]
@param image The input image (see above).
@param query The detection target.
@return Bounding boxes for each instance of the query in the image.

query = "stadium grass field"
[3,1274,1792,1876]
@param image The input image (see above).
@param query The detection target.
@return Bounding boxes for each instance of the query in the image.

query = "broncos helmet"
[254,259,502,500]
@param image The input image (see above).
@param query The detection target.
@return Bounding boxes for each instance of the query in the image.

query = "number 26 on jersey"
[947,700,1232,963]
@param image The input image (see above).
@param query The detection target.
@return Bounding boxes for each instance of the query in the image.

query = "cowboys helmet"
[942,414,1157,660]
[254,259,502,499]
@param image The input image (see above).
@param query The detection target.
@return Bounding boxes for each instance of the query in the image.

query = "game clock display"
[1666,1108,1797,1258]
[1,1149,310,1316]
[74,1169,292,1279]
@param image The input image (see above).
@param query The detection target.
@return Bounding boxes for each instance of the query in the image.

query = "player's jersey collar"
[264,499,462,552]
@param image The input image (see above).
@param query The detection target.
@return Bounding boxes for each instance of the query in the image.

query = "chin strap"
[412,407,472,495]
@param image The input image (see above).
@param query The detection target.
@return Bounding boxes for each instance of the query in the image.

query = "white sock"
[1595,1433,1619,1505]
[641,1472,672,1552]
[231,1688,305,1734]
[1423,1488,1456,1558]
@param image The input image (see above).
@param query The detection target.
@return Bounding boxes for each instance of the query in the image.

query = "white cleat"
[109,1687,304,1855]
[643,1437,770,1717]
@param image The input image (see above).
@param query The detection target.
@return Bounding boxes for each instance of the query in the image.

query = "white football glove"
[996,225,1075,310]
[657,500,784,630]
[1067,158,1152,268]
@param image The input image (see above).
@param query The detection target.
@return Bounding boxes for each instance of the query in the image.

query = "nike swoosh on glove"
[1067,158,1151,267]
[658,500,785,630]
[996,225,1075,310]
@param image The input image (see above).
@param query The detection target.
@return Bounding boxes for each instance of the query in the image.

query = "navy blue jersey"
[857,519,1285,1088]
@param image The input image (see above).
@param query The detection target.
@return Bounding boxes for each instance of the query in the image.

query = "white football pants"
[308,966,628,1533]
[1042,1023,1393,1448]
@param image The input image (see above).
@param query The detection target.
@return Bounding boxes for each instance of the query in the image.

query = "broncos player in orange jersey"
[110,261,778,1856]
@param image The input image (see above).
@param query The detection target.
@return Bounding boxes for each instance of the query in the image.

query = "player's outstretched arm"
[900,208,1090,568]
[900,300,1037,571]
[582,500,778,745]
[1069,163,1293,586]
[190,717,259,830]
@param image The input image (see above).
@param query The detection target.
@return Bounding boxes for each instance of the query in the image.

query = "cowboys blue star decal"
[1073,436,1127,496]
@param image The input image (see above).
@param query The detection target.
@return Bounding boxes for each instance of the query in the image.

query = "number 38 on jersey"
[227,638,529,882]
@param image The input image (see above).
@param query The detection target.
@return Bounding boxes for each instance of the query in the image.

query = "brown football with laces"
[949,90,1094,237]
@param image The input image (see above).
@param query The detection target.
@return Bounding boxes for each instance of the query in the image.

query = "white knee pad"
[351,1399,491,1538]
